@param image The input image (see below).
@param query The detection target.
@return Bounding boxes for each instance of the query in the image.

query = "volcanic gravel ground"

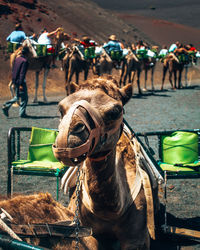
[0,83,200,249]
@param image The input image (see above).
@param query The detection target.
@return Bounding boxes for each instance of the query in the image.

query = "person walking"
[2,47,29,118]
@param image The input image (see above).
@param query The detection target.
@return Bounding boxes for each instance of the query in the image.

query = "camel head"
[53,76,132,166]
[10,39,37,67]
[55,28,71,44]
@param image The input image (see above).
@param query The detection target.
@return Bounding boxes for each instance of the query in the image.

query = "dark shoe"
[20,113,28,118]
[2,106,9,117]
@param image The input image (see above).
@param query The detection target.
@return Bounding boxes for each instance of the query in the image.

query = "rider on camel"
[6,23,35,44]
[37,27,61,68]
[73,36,96,60]
[103,35,123,68]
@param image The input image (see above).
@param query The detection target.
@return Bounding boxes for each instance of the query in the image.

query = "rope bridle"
[53,100,123,166]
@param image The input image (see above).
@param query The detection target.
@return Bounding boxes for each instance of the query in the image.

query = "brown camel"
[120,46,158,94]
[0,193,98,249]
[53,76,159,249]
[119,48,140,90]
[161,48,189,90]
[142,46,159,92]
[9,29,70,103]
[63,45,90,95]
[94,48,114,76]
[0,76,159,249]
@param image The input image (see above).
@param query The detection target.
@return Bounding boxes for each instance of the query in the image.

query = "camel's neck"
[82,148,128,218]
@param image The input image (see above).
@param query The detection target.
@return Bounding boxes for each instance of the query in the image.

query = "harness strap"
[53,100,123,164]
[0,221,92,238]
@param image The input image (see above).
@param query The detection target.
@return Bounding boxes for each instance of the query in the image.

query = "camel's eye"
[59,107,64,119]
[72,122,86,134]
[105,104,123,121]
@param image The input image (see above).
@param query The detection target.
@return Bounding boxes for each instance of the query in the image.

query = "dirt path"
[0,82,200,249]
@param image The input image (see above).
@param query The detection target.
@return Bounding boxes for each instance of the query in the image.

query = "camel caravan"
[0,76,166,249]
[7,29,200,101]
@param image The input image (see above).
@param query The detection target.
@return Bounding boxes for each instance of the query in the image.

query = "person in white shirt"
[38,27,60,67]
[159,45,168,58]
[168,41,180,53]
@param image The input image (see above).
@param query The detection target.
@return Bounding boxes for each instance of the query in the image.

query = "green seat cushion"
[161,131,198,164]
[159,162,200,174]
[35,44,47,56]
[12,127,68,172]
[110,50,123,61]
[12,160,65,171]
[28,127,58,162]
[7,42,20,53]
[84,47,96,59]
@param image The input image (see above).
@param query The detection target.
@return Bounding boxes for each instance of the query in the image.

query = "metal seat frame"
[134,128,200,241]
[7,127,68,200]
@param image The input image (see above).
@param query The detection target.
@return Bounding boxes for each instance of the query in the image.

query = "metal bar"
[0,234,49,249]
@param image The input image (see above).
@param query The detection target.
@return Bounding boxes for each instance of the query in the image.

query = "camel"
[94,49,113,76]
[119,48,139,89]
[0,76,159,249]
[119,47,158,95]
[161,49,188,90]
[53,76,159,249]
[142,46,159,92]
[0,193,97,249]
[63,45,90,95]
[9,29,70,103]
[184,52,199,86]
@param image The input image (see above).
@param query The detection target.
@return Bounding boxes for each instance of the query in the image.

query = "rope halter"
[53,100,123,166]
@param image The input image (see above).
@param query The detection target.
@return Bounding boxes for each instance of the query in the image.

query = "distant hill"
[91,0,200,29]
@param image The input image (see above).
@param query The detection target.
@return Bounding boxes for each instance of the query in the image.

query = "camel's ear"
[119,84,132,105]
[69,82,79,94]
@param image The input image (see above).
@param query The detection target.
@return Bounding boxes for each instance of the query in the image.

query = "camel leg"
[119,61,125,87]
[42,67,50,103]
[173,71,177,89]
[151,67,155,91]
[84,68,89,81]
[33,71,40,103]
[161,66,168,90]
[131,71,136,84]
[68,63,75,83]
[66,67,75,95]
[123,66,129,86]
[178,67,183,89]
[75,71,79,84]
[143,69,148,91]
[168,71,173,89]
[184,65,188,87]
[136,69,142,95]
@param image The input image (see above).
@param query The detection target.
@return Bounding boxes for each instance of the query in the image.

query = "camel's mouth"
[52,144,87,166]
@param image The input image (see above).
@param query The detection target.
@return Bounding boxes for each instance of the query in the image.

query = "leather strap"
[53,100,123,164]
[0,221,92,238]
